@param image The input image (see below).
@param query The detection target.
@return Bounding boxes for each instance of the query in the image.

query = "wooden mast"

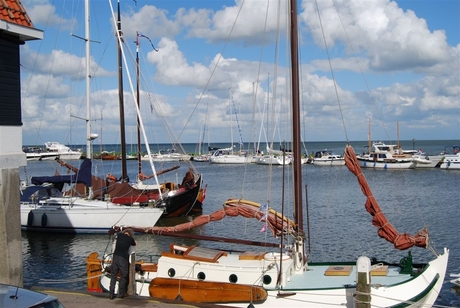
[117,0,128,181]
[290,0,306,266]
[290,0,303,234]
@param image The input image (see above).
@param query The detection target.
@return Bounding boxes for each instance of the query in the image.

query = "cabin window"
[263,275,272,285]
[197,272,206,281]
[229,274,238,283]
[167,268,175,277]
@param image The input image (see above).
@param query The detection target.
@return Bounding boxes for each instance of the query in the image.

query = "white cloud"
[301,0,455,74]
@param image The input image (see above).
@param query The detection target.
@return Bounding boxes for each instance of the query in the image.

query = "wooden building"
[0,0,42,286]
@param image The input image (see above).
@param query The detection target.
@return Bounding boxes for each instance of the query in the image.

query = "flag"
[259,203,268,213]
[260,212,267,222]
[260,223,267,233]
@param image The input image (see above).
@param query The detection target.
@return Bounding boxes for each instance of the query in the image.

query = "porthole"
[168,268,176,277]
[229,274,238,283]
[197,272,206,280]
[263,275,272,285]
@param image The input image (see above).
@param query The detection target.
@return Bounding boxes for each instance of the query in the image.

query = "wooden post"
[128,253,136,295]
[355,256,371,308]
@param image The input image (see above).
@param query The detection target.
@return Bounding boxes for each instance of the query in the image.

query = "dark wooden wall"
[0,38,22,126]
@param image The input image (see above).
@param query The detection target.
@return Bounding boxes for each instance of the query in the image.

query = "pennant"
[260,223,267,233]
[259,203,268,213]
[260,213,267,222]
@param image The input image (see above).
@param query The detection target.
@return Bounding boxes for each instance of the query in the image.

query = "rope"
[38,273,105,284]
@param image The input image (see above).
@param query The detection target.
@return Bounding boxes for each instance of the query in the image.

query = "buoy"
[41,213,48,227]
[27,211,34,226]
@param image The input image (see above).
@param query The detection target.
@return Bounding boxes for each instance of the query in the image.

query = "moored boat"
[439,145,460,170]
[357,142,415,169]
[311,149,345,166]
[89,1,449,306]
[44,141,82,160]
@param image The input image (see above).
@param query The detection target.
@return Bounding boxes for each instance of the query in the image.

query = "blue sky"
[20,0,459,148]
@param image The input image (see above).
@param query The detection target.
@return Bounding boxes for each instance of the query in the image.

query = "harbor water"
[20,140,460,307]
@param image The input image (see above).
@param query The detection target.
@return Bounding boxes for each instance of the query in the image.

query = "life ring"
[264,252,291,262]
[41,213,48,227]
[106,173,117,182]
[27,211,34,226]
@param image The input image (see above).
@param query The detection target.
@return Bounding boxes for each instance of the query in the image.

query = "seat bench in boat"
[162,244,227,263]
[324,265,389,276]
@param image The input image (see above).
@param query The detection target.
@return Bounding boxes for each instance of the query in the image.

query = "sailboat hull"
[96,174,203,218]
[149,278,267,303]
[95,246,448,307]
[20,198,163,233]
[161,174,203,218]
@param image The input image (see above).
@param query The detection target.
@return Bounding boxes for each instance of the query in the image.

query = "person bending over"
[109,228,136,299]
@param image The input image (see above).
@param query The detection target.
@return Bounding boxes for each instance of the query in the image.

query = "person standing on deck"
[109,228,136,299]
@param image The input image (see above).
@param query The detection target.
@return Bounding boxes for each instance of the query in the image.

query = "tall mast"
[368,118,371,154]
[85,0,92,159]
[117,0,128,181]
[290,0,303,232]
[135,32,142,175]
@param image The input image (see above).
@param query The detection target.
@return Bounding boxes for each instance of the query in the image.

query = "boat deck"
[284,264,408,290]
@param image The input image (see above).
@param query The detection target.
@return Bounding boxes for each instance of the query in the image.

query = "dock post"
[128,252,136,295]
[355,256,371,308]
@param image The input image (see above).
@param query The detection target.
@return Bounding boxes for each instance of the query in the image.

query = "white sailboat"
[89,0,449,305]
[19,0,164,233]
[210,89,252,164]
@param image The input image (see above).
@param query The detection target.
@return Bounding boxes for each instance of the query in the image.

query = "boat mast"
[135,31,142,175]
[290,0,303,233]
[117,0,128,181]
[85,0,92,160]
[368,118,371,154]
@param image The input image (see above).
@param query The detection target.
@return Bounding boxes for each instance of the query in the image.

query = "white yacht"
[44,141,82,160]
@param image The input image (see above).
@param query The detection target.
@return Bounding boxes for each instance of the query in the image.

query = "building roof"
[0,0,42,41]
[0,0,33,27]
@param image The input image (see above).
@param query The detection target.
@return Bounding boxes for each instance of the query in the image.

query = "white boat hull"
[413,154,444,168]
[100,247,449,307]
[357,157,415,169]
[439,153,460,169]
[312,158,345,166]
[255,155,291,165]
[210,154,251,164]
[44,142,82,160]
[21,197,163,233]
[58,153,83,160]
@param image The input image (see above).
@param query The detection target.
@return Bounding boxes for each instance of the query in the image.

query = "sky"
[20,0,459,149]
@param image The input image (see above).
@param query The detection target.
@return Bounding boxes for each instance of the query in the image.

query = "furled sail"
[344,145,428,250]
[120,198,296,238]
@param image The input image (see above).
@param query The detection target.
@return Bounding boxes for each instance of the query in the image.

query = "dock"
[31,287,234,308]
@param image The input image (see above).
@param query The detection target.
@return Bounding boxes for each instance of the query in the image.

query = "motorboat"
[439,145,460,170]
[23,146,60,161]
[357,142,415,169]
[311,149,345,166]
[44,141,82,160]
